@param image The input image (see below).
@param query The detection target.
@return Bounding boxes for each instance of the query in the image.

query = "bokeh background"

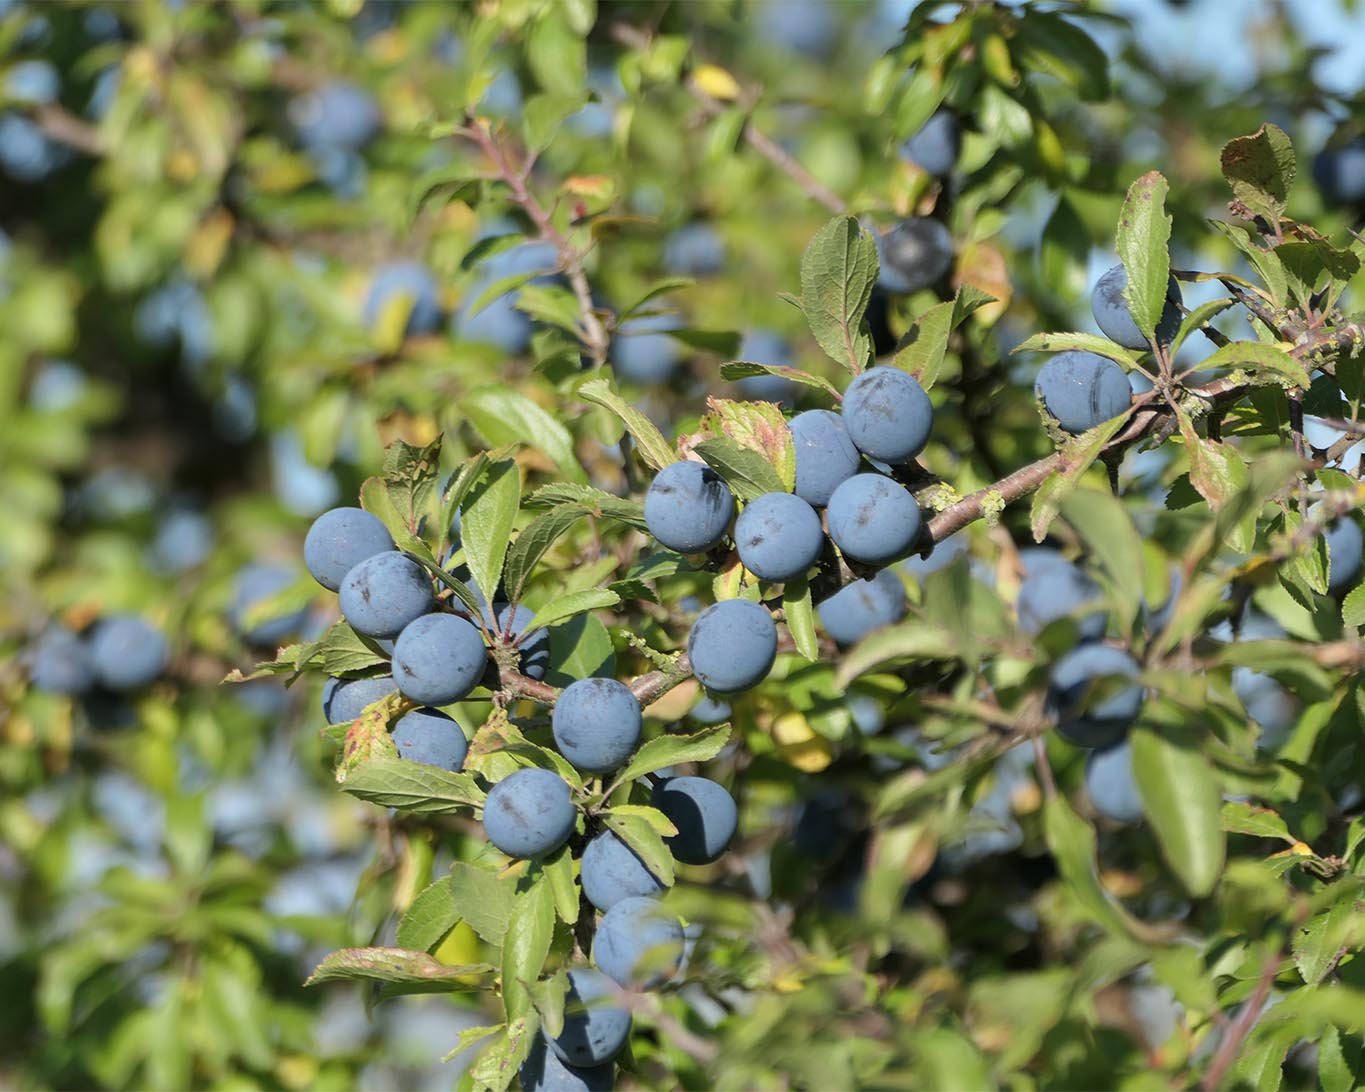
[3,1,1364,1089]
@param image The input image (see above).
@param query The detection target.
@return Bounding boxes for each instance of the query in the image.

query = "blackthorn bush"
[549,968,632,1068]
[580,831,667,912]
[391,708,468,772]
[592,896,685,989]
[817,569,907,645]
[321,674,398,725]
[652,776,739,865]
[1091,265,1182,350]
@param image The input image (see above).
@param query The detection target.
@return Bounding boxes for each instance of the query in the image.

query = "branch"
[461,119,611,367]
[1200,945,1282,1092]
[31,103,104,156]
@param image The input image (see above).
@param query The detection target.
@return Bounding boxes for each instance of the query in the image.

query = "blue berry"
[611,313,684,385]
[662,222,726,276]
[580,831,666,912]
[735,492,824,582]
[87,615,169,691]
[877,218,953,294]
[483,767,576,859]
[1034,352,1131,435]
[1017,562,1106,640]
[322,675,398,724]
[687,599,777,695]
[592,896,685,989]
[364,261,443,338]
[304,507,395,591]
[1091,265,1181,351]
[338,552,434,639]
[1085,742,1143,823]
[842,368,934,464]
[826,473,922,566]
[899,110,960,177]
[652,776,738,865]
[392,707,468,771]
[788,410,861,507]
[690,695,732,724]
[392,613,486,706]
[27,625,94,695]
[290,81,381,151]
[231,562,308,647]
[552,678,642,773]
[1325,516,1363,593]
[644,462,736,554]
[1048,644,1144,748]
[1312,138,1365,206]
[818,569,907,645]
[549,968,632,1067]
[520,1036,613,1092]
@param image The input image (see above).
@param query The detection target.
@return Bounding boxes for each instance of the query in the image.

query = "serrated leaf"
[305,947,491,987]
[783,576,819,660]
[621,277,694,321]
[720,361,842,400]
[463,387,588,484]
[396,879,461,952]
[524,588,620,631]
[503,507,589,604]
[500,873,555,1022]
[1013,331,1143,371]
[1221,123,1296,222]
[381,436,443,539]
[1130,725,1225,897]
[343,758,486,813]
[1293,883,1365,985]
[312,621,391,676]
[701,398,796,490]
[614,725,732,784]
[1116,171,1172,345]
[1220,801,1297,845]
[693,435,786,500]
[451,863,518,948]
[469,1017,538,1092]
[1059,488,1144,628]
[524,481,648,530]
[1344,582,1365,628]
[522,91,587,154]
[602,808,676,886]
[1030,413,1130,540]
[578,378,675,472]
[463,460,522,605]
[893,299,954,389]
[337,692,403,781]
[1172,297,1235,355]
[800,216,877,374]
[1200,340,1310,389]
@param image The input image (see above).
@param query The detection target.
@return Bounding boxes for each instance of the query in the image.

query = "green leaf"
[545,613,616,688]
[1175,407,1255,550]
[621,277,695,320]
[451,863,518,948]
[396,879,461,953]
[524,481,647,530]
[702,399,797,492]
[1059,488,1144,628]
[313,621,391,677]
[469,1018,538,1092]
[693,436,786,500]
[1171,296,1236,355]
[1030,412,1131,540]
[783,576,819,661]
[463,387,588,484]
[1344,582,1365,629]
[834,619,959,690]
[1318,1024,1365,1092]
[305,947,491,988]
[800,216,877,374]
[1115,171,1172,345]
[515,283,583,334]
[720,361,842,401]
[893,300,954,389]
[1042,796,1149,939]
[522,92,587,154]
[541,847,579,926]
[1013,330,1142,371]
[614,725,732,784]
[1012,13,1110,100]
[1220,801,1297,845]
[463,460,522,606]
[342,758,486,814]
[1200,340,1311,389]
[1130,725,1226,897]
[602,807,676,886]
[503,507,589,605]
[524,588,620,631]
[1293,881,1365,986]
[1220,123,1296,222]
[578,378,675,472]
[526,6,586,97]
[500,872,556,1022]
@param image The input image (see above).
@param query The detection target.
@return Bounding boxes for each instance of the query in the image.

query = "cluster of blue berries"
[297,504,740,1091]
[26,613,169,698]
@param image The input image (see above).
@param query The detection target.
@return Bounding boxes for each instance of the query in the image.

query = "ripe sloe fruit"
[788,409,861,506]
[552,678,642,773]
[818,569,907,645]
[392,707,468,772]
[1085,742,1143,823]
[842,367,934,463]
[1034,351,1132,435]
[231,563,307,647]
[364,261,443,337]
[519,1036,613,1092]
[735,492,824,582]
[88,615,169,691]
[549,968,632,1067]
[877,218,953,295]
[652,776,738,865]
[662,222,726,276]
[1048,644,1144,748]
[1017,562,1105,640]
[644,462,735,554]
[322,674,398,724]
[1325,516,1363,593]
[580,832,666,912]
[690,695,731,724]
[1312,138,1365,206]
[338,552,433,638]
[290,81,380,151]
[392,613,487,706]
[483,767,576,860]
[304,506,395,591]
[1091,264,1181,350]
[611,313,683,385]
[688,599,778,694]
[826,473,922,565]
[593,896,685,989]
[900,110,960,177]
[27,625,94,695]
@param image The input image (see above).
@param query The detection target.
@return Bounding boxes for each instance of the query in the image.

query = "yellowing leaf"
[693,63,742,101]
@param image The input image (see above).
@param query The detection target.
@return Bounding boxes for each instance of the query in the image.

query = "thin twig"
[1200,945,1283,1091]
[31,103,105,155]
